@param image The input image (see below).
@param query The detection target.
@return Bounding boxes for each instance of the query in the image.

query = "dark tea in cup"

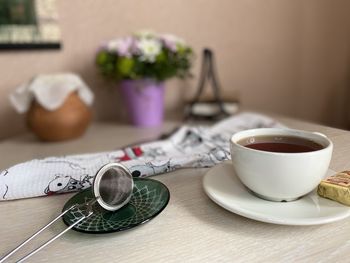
[237,135,324,153]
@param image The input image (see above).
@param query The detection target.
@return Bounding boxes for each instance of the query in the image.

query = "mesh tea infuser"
[0,163,134,263]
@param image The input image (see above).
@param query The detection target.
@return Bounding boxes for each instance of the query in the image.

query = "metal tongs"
[0,163,134,263]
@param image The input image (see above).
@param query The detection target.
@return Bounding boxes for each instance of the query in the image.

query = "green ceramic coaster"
[62,178,170,233]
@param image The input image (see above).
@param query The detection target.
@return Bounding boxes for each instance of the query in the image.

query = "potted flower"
[96,31,193,127]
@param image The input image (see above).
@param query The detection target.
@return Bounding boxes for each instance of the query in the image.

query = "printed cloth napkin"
[0,113,283,201]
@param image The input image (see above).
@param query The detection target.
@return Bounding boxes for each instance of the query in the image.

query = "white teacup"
[230,128,333,202]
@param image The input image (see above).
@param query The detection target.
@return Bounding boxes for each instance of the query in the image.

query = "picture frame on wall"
[0,0,61,50]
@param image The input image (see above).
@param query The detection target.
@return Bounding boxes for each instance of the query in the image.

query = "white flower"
[107,40,119,52]
[137,38,162,63]
[134,30,157,39]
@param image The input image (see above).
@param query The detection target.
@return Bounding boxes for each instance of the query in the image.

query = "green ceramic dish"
[62,178,170,234]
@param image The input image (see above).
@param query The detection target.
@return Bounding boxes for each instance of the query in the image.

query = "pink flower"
[161,34,185,52]
[117,37,134,57]
[107,37,136,57]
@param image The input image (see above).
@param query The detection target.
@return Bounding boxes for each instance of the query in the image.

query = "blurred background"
[0,0,350,140]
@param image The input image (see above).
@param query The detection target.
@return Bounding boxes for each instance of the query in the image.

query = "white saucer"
[203,161,350,225]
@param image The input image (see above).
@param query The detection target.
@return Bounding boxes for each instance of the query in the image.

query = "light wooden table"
[1,116,350,263]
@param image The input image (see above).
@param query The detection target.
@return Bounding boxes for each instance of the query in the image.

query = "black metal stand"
[185,48,236,121]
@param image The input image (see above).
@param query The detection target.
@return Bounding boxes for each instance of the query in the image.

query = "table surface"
[1,115,350,263]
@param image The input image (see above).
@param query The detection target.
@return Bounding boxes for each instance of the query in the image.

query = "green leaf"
[156,50,166,63]
[96,51,108,65]
[117,57,134,76]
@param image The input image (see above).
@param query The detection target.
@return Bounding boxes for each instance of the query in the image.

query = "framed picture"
[0,0,61,50]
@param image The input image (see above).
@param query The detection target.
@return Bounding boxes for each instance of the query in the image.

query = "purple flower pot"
[120,79,165,127]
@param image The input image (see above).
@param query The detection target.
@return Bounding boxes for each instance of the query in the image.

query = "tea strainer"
[0,163,133,263]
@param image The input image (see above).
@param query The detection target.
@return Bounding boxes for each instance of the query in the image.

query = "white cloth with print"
[0,113,283,201]
[9,73,94,113]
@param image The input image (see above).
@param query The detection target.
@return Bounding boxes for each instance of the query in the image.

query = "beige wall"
[0,0,350,139]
